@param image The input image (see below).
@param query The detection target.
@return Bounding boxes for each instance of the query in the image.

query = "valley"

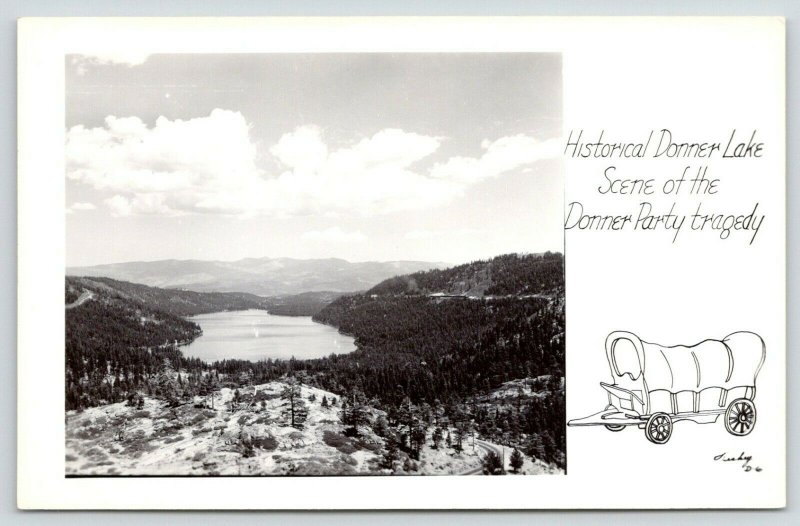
[65,252,566,475]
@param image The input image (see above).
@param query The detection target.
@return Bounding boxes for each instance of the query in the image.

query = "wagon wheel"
[724,398,756,436]
[645,412,672,444]
[603,404,625,431]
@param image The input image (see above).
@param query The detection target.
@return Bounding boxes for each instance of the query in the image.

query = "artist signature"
[713,452,762,472]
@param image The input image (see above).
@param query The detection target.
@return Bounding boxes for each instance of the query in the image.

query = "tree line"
[65,253,565,467]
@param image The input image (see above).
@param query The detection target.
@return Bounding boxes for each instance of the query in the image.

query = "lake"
[181,309,356,362]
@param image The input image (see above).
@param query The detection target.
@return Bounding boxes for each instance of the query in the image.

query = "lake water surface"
[182,309,356,362]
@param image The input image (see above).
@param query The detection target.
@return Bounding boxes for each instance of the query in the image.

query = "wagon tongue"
[568,407,632,427]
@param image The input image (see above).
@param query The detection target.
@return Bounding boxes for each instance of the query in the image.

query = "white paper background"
[17,17,785,509]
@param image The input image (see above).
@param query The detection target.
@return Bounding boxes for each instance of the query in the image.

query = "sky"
[65,53,563,267]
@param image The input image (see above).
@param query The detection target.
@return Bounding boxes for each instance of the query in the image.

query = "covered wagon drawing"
[568,331,765,444]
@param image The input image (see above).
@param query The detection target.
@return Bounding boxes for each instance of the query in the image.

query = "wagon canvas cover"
[606,331,766,394]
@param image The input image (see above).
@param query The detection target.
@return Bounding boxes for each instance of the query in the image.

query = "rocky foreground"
[65,381,561,476]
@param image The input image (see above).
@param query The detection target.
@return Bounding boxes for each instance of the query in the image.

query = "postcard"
[17,16,785,509]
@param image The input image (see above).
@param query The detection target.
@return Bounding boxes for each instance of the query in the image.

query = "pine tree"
[372,415,390,437]
[451,424,465,452]
[341,389,369,437]
[153,359,180,407]
[379,433,401,472]
[510,448,524,474]
[280,378,307,429]
[409,419,428,460]
[541,431,557,464]
[230,388,242,412]
[483,451,505,475]
[432,427,443,449]
[526,433,546,461]
[396,396,417,450]
[403,456,416,473]
[321,395,329,408]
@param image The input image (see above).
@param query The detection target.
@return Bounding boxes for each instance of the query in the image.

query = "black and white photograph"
[14,15,787,510]
[63,53,566,477]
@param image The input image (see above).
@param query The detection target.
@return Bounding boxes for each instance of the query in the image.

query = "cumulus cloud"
[103,194,182,217]
[68,202,96,212]
[71,52,150,75]
[302,227,367,244]
[66,109,558,218]
[68,109,262,216]
[104,195,133,217]
[269,125,329,174]
[430,135,562,184]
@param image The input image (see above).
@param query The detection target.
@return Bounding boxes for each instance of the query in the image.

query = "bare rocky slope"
[66,380,562,476]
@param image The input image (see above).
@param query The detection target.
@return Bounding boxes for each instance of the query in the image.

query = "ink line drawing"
[568,331,765,444]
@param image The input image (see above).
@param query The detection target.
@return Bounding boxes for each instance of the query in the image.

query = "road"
[459,439,504,475]
[65,290,94,310]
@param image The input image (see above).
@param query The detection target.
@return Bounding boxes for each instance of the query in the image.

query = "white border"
[18,16,786,510]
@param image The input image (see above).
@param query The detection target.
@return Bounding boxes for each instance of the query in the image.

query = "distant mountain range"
[66,257,445,296]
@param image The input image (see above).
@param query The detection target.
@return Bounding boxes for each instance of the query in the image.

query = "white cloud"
[302,227,367,244]
[269,125,329,174]
[67,109,262,212]
[68,202,97,212]
[430,135,561,184]
[103,194,181,217]
[66,109,558,218]
[104,195,133,217]
[71,52,150,72]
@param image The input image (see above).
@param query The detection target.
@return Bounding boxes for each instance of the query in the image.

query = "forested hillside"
[65,279,206,410]
[63,276,336,409]
[366,252,563,297]
[262,291,344,316]
[302,253,565,466]
[66,276,266,317]
[64,252,566,469]
[313,295,563,401]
